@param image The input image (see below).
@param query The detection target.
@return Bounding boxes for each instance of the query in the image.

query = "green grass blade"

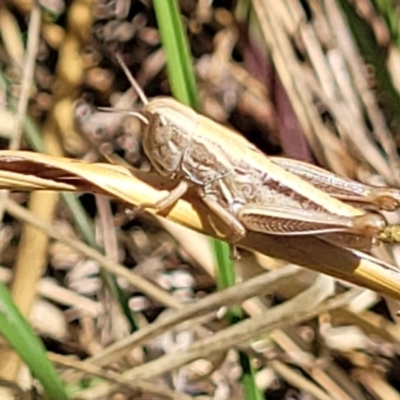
[210,239,241,322]
[152,2,261,399]
[239,351,264,400]
[152,0,200,109]
[0,281,68,400]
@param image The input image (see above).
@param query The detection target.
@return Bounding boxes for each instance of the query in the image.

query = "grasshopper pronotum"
[105,55,400,251]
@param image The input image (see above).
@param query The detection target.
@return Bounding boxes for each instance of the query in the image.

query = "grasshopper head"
[141,97,198,179]
[113,55,198,178]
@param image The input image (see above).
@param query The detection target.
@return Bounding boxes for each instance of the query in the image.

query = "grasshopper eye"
[152,120,174,145]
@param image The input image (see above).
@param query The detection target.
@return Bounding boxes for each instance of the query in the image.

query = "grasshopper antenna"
[96,53,150,124]
[115,53,149,106]
[97,107,149,124]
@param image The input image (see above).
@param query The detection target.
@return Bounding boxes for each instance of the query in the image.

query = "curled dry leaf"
[1,150,400,300]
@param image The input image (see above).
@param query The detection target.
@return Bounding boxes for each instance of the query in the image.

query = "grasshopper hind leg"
[237,203,387,248]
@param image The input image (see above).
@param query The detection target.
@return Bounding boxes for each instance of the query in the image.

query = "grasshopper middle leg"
[200,192,247,243]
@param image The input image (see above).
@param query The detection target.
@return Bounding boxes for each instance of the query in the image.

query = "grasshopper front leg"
[137,180,189,214]
[271,157,400,211]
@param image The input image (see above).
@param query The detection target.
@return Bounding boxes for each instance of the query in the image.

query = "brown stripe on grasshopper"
[271,157,400,211]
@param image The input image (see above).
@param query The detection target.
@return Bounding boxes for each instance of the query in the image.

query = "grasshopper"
[105,56,400,250]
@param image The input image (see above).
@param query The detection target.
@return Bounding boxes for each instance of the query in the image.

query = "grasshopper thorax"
[141,97,199,179]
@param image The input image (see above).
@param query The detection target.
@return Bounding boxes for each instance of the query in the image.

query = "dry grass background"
[1,0,400,399]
